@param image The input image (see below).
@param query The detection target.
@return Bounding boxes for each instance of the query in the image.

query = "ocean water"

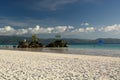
[0,44,120,57]
[1,44,120,50]
[69,44,120,50]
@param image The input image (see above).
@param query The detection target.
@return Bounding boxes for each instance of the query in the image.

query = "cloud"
[1,24,120,38]
[86,27,95,32]
[0,25,76,35]
[16,29,28,35]
[81,22,89,26]
[0,25,96,36]
[52,26,74,33]
[78,28,85,32]
[29,25,54,34]
[0,26,16,35]
[72,27,95,33]
[99,24,120,32]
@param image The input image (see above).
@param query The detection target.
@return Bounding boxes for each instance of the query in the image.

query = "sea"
[0,44,120,57]
[69,44,120,50]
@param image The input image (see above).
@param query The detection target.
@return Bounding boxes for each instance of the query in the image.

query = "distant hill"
[0,36,120,45]
[0,36,30,45]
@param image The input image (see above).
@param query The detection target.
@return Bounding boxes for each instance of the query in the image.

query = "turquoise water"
[0,45,15,48]
[0,44,120,57]
[69,44,120,50]
[1,44,120,50]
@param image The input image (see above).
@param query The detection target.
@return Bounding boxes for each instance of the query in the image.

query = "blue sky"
[0,0,120,39]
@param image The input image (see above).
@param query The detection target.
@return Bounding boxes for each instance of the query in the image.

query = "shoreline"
[0,49,120,59]
[1,48,120,57]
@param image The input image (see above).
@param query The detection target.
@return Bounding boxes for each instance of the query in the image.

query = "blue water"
[1,44,120,57]
[1,44,120,50]
[69,44,120,50]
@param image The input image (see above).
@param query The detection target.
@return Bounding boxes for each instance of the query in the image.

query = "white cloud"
[1,24,118,36]
[78,28,85,32]
[1,24,120,36]
[30,25,54,34]
[53,26,67,33]
[81,22,89,26]
[4,26,14,31]
[72,27,95,33]
[16,29,28,35]
[0,26,16,35]
[68,26,74,29]
[86,27,95,32]
[51,26,75,33]
[0,25,76,35]
[99,24,120,32]
[66,26,74,31]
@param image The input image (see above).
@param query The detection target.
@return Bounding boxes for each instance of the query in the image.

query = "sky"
[0,0,120,39]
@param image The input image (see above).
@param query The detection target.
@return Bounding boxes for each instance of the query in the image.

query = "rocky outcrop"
[46,40,68,47]
[18,35,68,48]
[18,39,29,48]
[18,40,43,48]
[18,39,68,48]
[18,34,43,48]
[29,41,43,48]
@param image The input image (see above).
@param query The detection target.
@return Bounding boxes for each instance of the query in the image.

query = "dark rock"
[18,35,68,48]
[18,39,29,48]
[46,40,68,47]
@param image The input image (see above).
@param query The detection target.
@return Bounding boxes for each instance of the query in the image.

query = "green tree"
[29,34,43,48]
[31,34,38,42]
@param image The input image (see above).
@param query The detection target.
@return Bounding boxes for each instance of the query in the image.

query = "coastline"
[1,47,120,57]
[0,49,120,79]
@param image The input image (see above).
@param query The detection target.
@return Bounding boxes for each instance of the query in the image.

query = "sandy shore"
[0,50,120,80]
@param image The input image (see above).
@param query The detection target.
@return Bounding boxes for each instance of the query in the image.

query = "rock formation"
[18,34,68,48]
[46,40,68,47]
[18,35,43,48]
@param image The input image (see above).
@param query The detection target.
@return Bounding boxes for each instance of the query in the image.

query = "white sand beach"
[0,50,120,80]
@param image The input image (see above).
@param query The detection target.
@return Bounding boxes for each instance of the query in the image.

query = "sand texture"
[0,50,120,80]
